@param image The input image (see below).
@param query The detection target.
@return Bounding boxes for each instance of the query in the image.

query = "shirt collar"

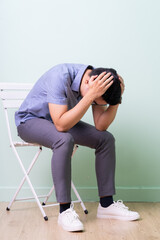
[71,65,93,94]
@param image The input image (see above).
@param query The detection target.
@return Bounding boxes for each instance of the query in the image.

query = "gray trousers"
[17,118,116,203]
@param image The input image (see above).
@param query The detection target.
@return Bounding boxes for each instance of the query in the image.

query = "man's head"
[89,68,121,105]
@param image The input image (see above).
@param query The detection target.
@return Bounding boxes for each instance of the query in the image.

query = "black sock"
[100,196,113,208]
[60,203,71,213]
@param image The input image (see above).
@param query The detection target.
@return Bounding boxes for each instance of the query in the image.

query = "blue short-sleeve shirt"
[15,63,93,127]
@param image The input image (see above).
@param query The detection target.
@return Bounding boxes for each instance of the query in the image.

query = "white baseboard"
[0,186,160,202]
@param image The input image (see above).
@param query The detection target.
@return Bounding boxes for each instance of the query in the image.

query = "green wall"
[0,0,160,202]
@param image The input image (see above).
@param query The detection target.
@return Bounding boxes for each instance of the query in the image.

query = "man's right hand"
[87,72,114,101]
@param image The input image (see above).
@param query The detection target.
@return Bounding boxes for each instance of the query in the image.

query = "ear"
[85,79,89,84]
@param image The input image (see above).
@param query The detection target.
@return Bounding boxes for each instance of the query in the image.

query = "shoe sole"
[58,219,84,232]
[97,213,140,221]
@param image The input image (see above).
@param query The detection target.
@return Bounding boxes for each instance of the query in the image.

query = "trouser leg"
[69,121,116,197]
[17,118,74,203]
[17,118,116,202]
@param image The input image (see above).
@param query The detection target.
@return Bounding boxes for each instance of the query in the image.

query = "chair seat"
[13,141,41,147]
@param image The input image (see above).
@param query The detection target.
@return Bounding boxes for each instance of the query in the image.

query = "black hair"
[89,68,121,105]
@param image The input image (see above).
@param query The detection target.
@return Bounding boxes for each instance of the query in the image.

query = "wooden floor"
[0,202,160,240]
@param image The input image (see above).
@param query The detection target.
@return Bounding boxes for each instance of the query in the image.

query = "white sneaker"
[97,200,140,221]
[58,204,84,232]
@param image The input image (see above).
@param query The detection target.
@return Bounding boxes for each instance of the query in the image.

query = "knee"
[63,133,75,146]
[52,133,75,150]
[100,131,115,146]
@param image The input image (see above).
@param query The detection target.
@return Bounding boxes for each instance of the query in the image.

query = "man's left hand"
[118,75,125,95]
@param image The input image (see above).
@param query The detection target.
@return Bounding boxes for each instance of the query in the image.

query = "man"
[15,63,140,232]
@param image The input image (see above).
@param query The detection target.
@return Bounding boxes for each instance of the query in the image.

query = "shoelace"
[64,204,80,223]
[113,200,129,211]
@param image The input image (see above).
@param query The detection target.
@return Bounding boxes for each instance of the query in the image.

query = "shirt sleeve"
[46,70,68,105]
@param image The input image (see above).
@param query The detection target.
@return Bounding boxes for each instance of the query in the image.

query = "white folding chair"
[0,82,88,221]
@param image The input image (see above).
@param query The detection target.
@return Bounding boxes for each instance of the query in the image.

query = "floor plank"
[0,202,160,240]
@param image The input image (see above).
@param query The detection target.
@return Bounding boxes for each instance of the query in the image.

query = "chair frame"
[0,82,88,221]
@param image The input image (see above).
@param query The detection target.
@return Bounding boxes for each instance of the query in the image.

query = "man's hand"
[118,74,125,95]
[92,73,125,131]
[87,72,114,101]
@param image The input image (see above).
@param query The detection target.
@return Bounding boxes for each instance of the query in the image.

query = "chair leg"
[42,185,55,205]
[7,146,48,221]
[71,181,88,214]
[7,144,87,220]
[7,147,42,210]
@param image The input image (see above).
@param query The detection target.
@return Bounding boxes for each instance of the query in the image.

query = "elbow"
[54,123,69,132]
[56,125,67,132]
[95,123,109,131]
[56,126,65,132]
[95,126,107,131]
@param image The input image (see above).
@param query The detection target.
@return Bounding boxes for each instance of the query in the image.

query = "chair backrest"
[0,82,33,145]
[0,82,33,109]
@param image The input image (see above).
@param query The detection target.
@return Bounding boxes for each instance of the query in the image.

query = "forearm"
[49,93,94,131]
[95,105,119,131]
[95,73,124,131]
[60,98,93,130]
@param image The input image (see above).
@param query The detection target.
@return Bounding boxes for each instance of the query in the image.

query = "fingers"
[96,71,112,82]
[103,78,113,89]
[90,72,125,99]
[100,75,114,92]
[92,71,114,91]
[118,74,125,95]
[118,74,124,85]
[90,75,98,82]
[95,71,114,85]
[101,73,114,87]
[120,83,125,95]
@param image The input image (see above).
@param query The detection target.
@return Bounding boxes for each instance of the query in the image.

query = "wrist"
[85,91,95,103]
